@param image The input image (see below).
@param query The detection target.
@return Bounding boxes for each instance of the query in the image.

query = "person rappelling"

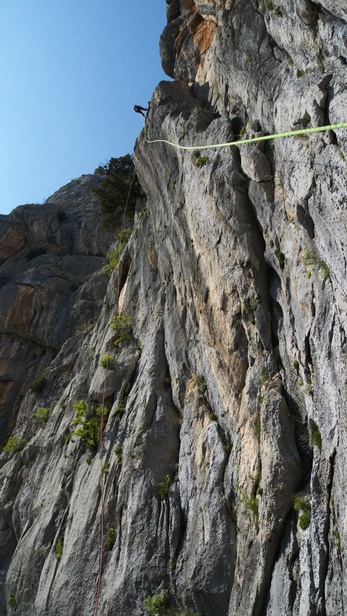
[134,105,148,117]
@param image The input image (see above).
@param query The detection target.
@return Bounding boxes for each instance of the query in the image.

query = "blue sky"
[0,0,167,214]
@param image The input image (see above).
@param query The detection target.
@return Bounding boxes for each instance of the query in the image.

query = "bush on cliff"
[93,154,143,233]
[72,400,108,450]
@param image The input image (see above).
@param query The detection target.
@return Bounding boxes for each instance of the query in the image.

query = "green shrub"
[293,494,310,512]
[142,591,201,616]
[99,354,116,369]
[260,366,270,385]
[111,312,133,345]
[192,150,209,167]
[143,590,168,615]
[114,398,127,419]
[293,493,311,529]
[8,593,16,608]
[55,537,64,560]
[92,154,143,232]
[34,407,50,426]
[243,300,255,322]
[195,374,207,395]
[303,245,330,280]
[239,491,259,525]
[309,422,322,450]
[30,376,47,394]
[193,154,209,167]
[103,228,132,276]
[156,475,171,499]
[239,123,247,137]
[113,445,123,466]
[103,462,111,475]
[276,251,285,268]
[298,511,310,530]
[251,411,261,439]
[335,529,341,552]
[72,400,108,449]
[4,436,27,454]
[105,527,115,551]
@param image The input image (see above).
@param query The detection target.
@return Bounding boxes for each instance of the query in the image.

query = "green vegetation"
[135,433,144,447]
[335,529,341,552]
[276,251,285,268]
[239,490,259,526]
[293,494,310,512]
[192,151,209,167]
[223,437,232,453]
[303,245,330,280]
[239,123,247,137]
[260,366,270,385]
[114,398,127,419]
[103,227,132,276]
[4,436,27,454]
[55,537,64,560]
[143,590,169,615]
[298,511,310,530]
[141,599,201,616]
[103,462,111,475]
[264,0,282,17]
[113,445,123,466]
[99,354,116,370]
[111,312,133,346]
[8,594,16,608]
[72,400,107,450]
[34,406,50,426]
[105,527,115,551]
[243,300,255,323]
[206,410,217,421]
[251,411,261,439]
[309,422,322,450]
[293,494,311,530]
[295,133,309,141]
[30,376,47,394]
[195,374,207,395]
[293,360,300,372]
[92,154,143,232]
[156,474,171,499]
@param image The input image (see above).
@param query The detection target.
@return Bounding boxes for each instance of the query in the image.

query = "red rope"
[93,367,108,616]
[93,166,138,615]
[116,171,137,312]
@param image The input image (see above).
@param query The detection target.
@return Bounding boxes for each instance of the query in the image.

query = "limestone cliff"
[1,1,347,615]
[0,174,113,445]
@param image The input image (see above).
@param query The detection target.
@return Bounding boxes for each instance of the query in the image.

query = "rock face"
[0,174,113,445]
[1,2,347,616]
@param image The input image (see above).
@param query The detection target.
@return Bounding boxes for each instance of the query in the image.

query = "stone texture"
[0,174,113,446]
[0,2,347,616]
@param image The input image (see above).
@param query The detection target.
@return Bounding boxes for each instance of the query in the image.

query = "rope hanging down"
[93,169,137,616]
[145,122,347,151]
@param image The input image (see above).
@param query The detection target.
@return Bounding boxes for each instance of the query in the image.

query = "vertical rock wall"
[0,2,346,615]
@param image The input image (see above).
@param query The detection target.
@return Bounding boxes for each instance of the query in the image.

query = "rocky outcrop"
[0,174,113,445]
[0,2,347,615]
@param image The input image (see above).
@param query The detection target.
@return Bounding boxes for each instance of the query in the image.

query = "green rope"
[145,122,347,151]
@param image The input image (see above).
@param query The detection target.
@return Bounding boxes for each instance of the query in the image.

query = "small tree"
[4,436,27,454]
[34,407,50,426]
[72,401,108,450]
[93,154,143,232]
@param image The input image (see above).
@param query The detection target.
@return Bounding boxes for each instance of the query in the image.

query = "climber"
[134,105,148,117]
